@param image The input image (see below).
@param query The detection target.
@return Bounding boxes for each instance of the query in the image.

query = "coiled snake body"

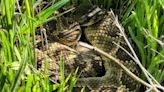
[37,5,141,92]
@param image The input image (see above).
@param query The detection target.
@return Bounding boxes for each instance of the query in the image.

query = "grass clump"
[124,0,164,84]
[0,0,71,91]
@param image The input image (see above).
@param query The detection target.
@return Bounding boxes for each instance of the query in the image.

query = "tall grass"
[0,0,70,91]
[124,0,164,84]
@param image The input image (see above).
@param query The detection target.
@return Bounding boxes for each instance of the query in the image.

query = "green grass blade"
[59,53,65,92]
[0,74,6,92]
[0,30,12,63]
[35,0,69,26]
[121,0,137,22]
[25,74,33,92]
[68,67,78,92]
[10,48,28,92]
[128,27,146,66]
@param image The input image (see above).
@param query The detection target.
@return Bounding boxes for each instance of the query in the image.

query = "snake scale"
[36,5,141,92]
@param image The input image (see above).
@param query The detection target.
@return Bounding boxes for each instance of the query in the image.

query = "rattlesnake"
[36,5,141,92]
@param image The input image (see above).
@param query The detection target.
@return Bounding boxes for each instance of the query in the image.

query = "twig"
[16,0,22,14]
[113,42,164,90]
[113,41,137,62]
[150,48,164,58]
[113,11,153,84]
[79,42,152,89]
[46,6,76,22]
[144,29,164,48]
[154,85,164,91]
[111,10,161,91]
